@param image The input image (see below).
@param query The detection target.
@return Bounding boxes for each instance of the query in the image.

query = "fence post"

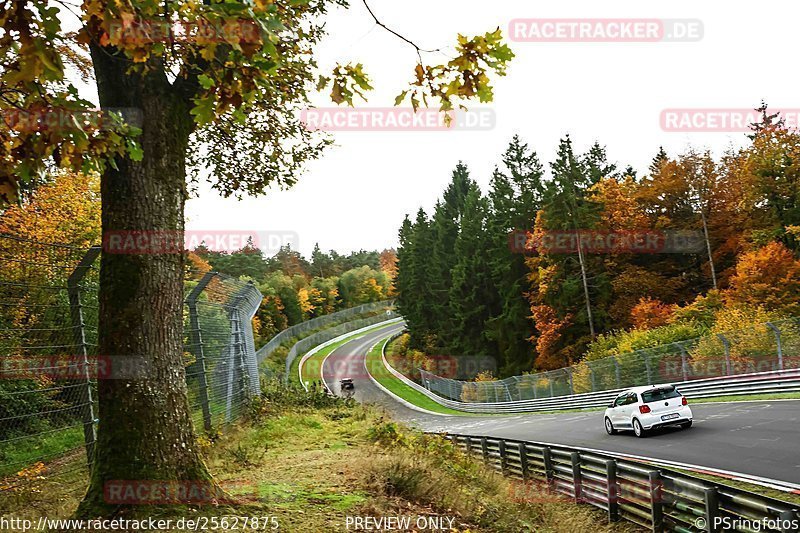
[465,436,472,457]
[570,452,583,503]
[648,470,664,533]
[518,442,529,481]
[567,368,574,395]
[703,487,719,533]
[589,365,597,392]
[549,373,555,397]
[678,343,690,382]
[614,357,622,388]
[67,245,101,469]
[766,322,784,370]
[605,459,619,522]
[717,334,732,376]
[186,272,217,433]
[225,289,248,423]
[481,437,489,462]
[643,353,652,385]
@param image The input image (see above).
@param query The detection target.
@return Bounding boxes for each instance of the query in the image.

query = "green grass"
[364,338,467,415]
[0,425,84,477]
[298,321,400,388]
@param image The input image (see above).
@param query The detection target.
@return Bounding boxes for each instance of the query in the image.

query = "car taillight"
[639,405,651,414]
[682,396,688,406]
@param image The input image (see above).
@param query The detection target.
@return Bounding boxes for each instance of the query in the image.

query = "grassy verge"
[1,384,636,532]
[364,338,467,415]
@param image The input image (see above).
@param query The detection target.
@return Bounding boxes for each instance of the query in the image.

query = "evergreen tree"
[449,188,495,357]
[485,136,545,374]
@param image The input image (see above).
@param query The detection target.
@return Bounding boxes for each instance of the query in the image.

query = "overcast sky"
[184,0,798,257]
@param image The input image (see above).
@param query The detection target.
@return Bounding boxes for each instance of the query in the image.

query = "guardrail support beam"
[648,470,664,533]
[605,459,619,522]
[498,439,507,475]
[542,447,554,487]
[518,442,529,481]
[703,487,720,533]
[571,452,583,503]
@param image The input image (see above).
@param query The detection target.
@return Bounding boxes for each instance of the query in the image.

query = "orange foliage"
[630,297,676,330]
[724,242,800,315]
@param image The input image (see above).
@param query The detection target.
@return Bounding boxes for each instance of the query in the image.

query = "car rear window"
[641,387,681,403]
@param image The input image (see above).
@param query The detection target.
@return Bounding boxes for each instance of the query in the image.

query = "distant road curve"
[321,321,800,490]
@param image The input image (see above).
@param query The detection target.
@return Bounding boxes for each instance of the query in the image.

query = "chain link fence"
[0,234,262,497]
[419,318,800,403]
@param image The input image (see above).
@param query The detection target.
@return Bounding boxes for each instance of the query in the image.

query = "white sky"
[180,0,798,258]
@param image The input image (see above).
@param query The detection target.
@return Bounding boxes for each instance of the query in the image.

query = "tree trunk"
[76,48,214,517]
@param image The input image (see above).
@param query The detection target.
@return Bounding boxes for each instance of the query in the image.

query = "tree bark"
[76,47,214,517]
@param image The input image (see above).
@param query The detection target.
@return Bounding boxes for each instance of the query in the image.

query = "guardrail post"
[67,245,101,469]
[717,334,732,376]
[766,322,784,370]
[518,442,529,481]
[498,439,507,475]
[542,447,554,487]
[481,437,489,462]
[605,459,619,522]
[648,471,664,532]
[703,487,720,533]
[571,452,583,503]
[778,510,798,533]
[464,436,472,457]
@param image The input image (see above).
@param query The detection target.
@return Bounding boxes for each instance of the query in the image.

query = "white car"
[604,385,693,437]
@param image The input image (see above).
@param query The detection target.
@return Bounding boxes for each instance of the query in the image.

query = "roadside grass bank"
[0,383,636,532]
[364,338,468,415]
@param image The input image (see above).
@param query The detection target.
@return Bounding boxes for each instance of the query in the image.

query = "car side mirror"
[608,402,615,408]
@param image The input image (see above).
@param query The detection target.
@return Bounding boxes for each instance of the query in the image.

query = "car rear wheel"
[605,417,617,435]
[680,420,693,429]
[633,418,646,438]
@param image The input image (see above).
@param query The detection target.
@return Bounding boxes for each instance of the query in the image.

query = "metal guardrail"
[439,432,800,533]
[380,332,800,413]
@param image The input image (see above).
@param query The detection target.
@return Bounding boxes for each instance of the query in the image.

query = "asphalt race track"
[319,322,800,488]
